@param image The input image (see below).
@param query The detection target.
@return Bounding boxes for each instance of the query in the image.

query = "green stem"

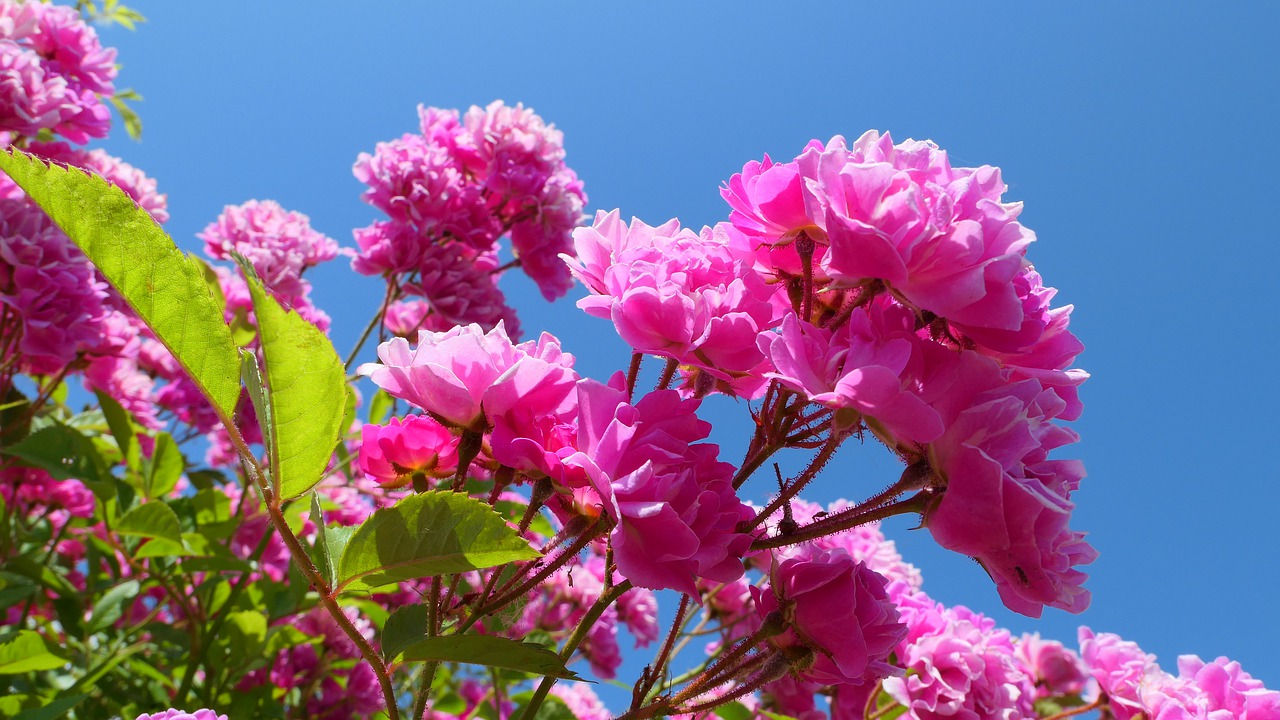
[517,581,632,720]
[344,281,398,371]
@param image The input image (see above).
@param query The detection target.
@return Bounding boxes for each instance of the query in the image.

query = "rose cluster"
[352,101,588,338]
[0,0,116,143]
[564,130,1092,618]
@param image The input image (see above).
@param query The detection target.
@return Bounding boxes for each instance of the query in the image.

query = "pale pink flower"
[885,598,1035,720]
[1015,632,1089,700]
[134,710,226,720]
[1078,628,1161,720]
[551,683,611,720]
[1142,655,1280,720]
[358,322,525,428]
[567,211,782,398]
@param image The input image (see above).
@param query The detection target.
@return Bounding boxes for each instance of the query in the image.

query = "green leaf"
[369,389,395,425]
[86,580,140,634]
[308,493,354,589]
[108,91,142,139]
[240,350,274,488]
[144,431,183,499]
[380,604,428,661]
[223,610,268,666]
[398,635,579,679]
[715,702,754,720]
[0,148,240,419]
[12,693,87,720]
[115,501,182,544]
[0,385,31,446]
[2,423,113,497]
[95,390,140,471]
[0,630,66,674]
[239,259,345,501]
[337,491,538,594]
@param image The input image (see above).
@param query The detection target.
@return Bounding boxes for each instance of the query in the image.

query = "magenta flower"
[1078,628,1161,720]
[884,600,1035,720]
[0,197,108,374]
[753,548,905,686]
[923,351,1095,617]
[353,101,585,300]
[762,302,946,446]
[567,211,783,398]
[610,457,752,596]
[0,1,115,143]
[359,415,460,488]
[800,131,1034,332]
[201,200,340,299]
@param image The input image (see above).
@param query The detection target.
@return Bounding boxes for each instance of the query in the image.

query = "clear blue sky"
[94,1,1280,688]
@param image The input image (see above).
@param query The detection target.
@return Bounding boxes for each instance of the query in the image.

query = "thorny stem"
[632,594,691,707]
[674,653,787,715]
[655,357,679,391]
[626,352,644,401]
[475,517,605,618]
[669,619,780,707]
[751,493,929,551]
[745,427,847,532]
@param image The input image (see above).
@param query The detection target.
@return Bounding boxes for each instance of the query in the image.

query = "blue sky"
[94,1,1280,689]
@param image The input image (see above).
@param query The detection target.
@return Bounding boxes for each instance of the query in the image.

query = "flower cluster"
[568,130,1092,618]
[0,0,116,143]
[352,101,587,337]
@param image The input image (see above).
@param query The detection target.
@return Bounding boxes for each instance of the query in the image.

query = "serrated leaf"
[144,431,183,498]
[381,604,428,661]
[1,423,113,499]
[116,501,181,544]
[239,259,345,501]
[337,491,538,594]
[0,630,66,674]
[0,148,240,419]
[398,635,579,679]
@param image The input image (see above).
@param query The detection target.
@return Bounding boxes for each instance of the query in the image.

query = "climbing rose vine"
[0,3,1275,720]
